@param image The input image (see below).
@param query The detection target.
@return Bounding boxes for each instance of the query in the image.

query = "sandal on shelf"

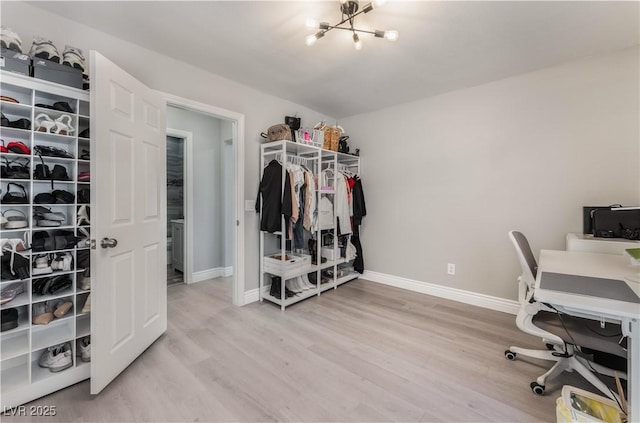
[0,139,7,153]
[35,113,56,133]
[54,115,74,136]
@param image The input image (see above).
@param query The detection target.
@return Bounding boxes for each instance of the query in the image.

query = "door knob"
[101,238,118,248]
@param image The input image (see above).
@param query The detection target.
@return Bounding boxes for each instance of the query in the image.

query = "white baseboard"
[191,267,233,283]
[244,288,260,304]
[362,270,519,315]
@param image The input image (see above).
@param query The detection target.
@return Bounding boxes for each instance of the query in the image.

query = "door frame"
[159,92,246,306]
[165,128,194,285]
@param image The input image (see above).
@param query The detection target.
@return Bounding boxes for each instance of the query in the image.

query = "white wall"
[1,2,334,293]
[341,47,640,301]
[167,106,223,273]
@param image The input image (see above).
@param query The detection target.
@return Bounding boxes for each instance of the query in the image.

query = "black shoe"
[269,276,282,299]
[1,308,19,332]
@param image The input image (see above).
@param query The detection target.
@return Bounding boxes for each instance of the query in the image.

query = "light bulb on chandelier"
[353,33,362,50]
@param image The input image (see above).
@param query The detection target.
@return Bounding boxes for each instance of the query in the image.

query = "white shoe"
[51,252,73,271]
[79,274,91,291]
[285,278,302,293]
[78,336,90,362]
[0,27,22,52]
[38,343,72,372]
[82,294,91,313]
[62,45,87,77]
[76,205,90,226]
[297,276,311,290]
[29,36,60,63]
[300,274,315,289]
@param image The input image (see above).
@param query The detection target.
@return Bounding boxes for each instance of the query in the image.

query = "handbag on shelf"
[260,124,292,142]
[1,183,28,204]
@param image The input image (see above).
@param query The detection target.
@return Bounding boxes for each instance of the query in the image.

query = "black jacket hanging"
[256,160,292,233]
[352,177,367,226]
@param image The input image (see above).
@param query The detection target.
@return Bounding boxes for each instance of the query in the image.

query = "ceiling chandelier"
[305,0,398,50]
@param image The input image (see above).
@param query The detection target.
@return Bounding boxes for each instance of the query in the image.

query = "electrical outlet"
[447,263,456,275]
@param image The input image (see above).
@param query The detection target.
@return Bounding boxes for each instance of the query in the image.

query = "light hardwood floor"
[6,278,602,422]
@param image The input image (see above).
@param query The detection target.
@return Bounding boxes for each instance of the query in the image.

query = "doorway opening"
[167,135,186,285]
[163,99,244,305]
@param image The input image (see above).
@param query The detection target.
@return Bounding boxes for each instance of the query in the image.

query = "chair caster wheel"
[504,350,516,361]
[546,343,555,351]
[530,382,545,396]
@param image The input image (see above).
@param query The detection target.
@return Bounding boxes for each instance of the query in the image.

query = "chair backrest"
[509,231,538,291]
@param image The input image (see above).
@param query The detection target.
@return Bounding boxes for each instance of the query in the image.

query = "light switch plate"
[245,200,255,212]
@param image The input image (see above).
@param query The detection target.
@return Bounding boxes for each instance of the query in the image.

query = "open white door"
[90,51,167,394]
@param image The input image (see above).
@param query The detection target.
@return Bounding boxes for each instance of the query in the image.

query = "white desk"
[535,250,640,422]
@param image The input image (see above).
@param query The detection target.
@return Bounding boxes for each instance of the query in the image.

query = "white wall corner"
[244,288,260,304]
[361,270,519,315]
[222,266,234,277]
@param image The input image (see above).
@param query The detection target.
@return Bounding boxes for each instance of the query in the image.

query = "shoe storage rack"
[259,140,361,310]
[0,71,91,407]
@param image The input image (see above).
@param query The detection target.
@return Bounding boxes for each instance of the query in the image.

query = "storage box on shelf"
[258,140,360,310]
[0,70,92,409]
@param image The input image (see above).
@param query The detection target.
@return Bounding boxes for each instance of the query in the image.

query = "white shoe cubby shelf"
[0,71,92,407]
[259,140,361,310]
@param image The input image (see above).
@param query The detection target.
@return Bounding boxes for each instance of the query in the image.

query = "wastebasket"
[556,386,623,423]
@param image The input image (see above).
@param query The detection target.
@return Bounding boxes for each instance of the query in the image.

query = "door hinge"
[236,220,240,226]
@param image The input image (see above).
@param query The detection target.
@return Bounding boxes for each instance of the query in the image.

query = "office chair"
[505,230,627,400]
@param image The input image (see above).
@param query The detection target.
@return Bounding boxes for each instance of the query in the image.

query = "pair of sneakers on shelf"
[1,27,87,77]
[30,37,87,77]
[38,336,91,372]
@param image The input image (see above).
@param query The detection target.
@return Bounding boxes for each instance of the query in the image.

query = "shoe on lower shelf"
[1,308,19,332]
[82,294,91,314]
[32,302,53,325]
[0,282,24,305]
[38,342,72,372]
[52,300,72,318]
[78,336,91,362]
[79,275,91,291]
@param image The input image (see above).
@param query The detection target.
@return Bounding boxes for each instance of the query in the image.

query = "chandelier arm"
[323,25,379,36]
[330,7,370,29]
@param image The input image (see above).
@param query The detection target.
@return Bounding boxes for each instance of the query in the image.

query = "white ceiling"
[30,1,639,118]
